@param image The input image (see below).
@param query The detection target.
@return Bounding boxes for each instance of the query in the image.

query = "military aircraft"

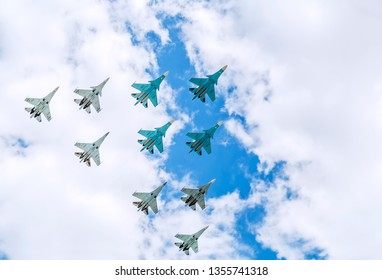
[74,132,109,166]
[175,226,209,255]
[74,78,109,113]
[180,179,216,210]
[138,120,174,154]
[131,71,169,108]
[189,65,227,103]
[186,121,223,155]
[24,86,59,122]
[132,182,167,215]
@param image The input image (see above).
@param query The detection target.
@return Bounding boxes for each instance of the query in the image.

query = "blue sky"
[1,0,382,260]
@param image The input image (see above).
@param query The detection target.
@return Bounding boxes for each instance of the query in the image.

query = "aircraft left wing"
[186,132,203,140]
[74,89,92,97]
[190,241,199,253]
[149,199,159,214]
[154,137,163,153]
[42,107,52,121]
[203,138,212,154]
[138,129,155,138]
[25,97,41,106]
[197,196,206,210]
[189,77,207,86]
[91,150,101,166]
[132,83,149,92]
[75,142,92,151]
[175,233,191,242]
[132,192,149,201]
[91,95,101,112]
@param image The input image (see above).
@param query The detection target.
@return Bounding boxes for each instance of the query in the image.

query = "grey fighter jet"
[175,226,209,255]
[74,132,109,166]
[24,86,59,122]
[132,182,167,215]
[74,78,109,113]
[180,179,216,210]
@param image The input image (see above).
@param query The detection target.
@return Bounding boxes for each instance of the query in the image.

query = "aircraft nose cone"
[170,119,175,124]
[210,178,216,184]
[222,65,228,71]
[217,121,223,126]
[163,71,169,77]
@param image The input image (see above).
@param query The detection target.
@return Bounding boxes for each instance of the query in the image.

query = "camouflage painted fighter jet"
[175,226,209,255]
[180,179,216,210]
[132,182,167,215]
[24,86,59,122]
[138,120,174,154]
[74,132,109,166]
[189,65,227,103]
[74,78,109,113]
[131,71,168,108]
[186,121,223,156]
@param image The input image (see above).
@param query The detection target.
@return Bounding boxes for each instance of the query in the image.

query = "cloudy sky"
[1,0,382,260]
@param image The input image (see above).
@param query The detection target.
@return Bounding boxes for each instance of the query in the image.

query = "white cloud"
[154,0,382,259]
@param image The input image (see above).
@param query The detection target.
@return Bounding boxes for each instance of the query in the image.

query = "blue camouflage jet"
[189,65,227,103]
[131,71,169,108]
[138,120,174,154]
[186,121,223,156]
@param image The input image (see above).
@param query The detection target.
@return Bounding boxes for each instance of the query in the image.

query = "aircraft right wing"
[91,95,101,113]
[75,142,92,151]
[138,129,155,138]
[154,137,164,153]
[181,187,196,196]
[25,97,41,106]
[149,199,159,214]
[175,233,191,242]
[189,77,207,86]
[186,132,203,140]
[74,89,92,97]
[148,92,158,107]
[203,138,212,154]
[91,150,101,166]
[132,83,149,92]
[132,192,149,201]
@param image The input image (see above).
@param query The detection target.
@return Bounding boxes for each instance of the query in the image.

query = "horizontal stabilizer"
[133,201,140,206]
[180,197,187,202]
[74,152,83,158]
[197,150,202,156]
[36,115,42,122]
[174,242,182,248]
[85,106,91,114]
[184,249,190,255]
[74,99,82,104]
[85,159,91,167]
[25,107,32,113]
[186,142,192,147]
[201,97,206,103]
[189,88,196,93]
[138,139,144,144]
[144,208,149,215]
[131,93,138,99]
[190,204,196,211]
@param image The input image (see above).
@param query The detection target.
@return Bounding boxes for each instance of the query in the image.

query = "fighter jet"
[180,179,216,210]
[189,65,227,103]
[74,78,109,113]
[24,86,59,122]
[138,120,174,154]
[74,132,109,166]
[132,182,167,215]
[131,71,168,108]
[186,121,223,156]
[175,226,209,255]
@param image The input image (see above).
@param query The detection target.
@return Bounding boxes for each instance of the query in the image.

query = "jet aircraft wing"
[191,241,199,253]
[138,129,155,138]
[186,132,203,140]
[91,95,101,112]
[75,142,92,151]
[181,187,196,196]
[189,77,207,86]
[42,107,52,121]
[25,97,41,106]
[149,92,158,107]
[154,137,163,153]
[91,150,101,166]
[132,83,149,92]
[203,138,212,154]
[149,199,159,214]
[207,87,216,101]
[74,89,92,97]
[197,196,206,210]
[132,192,149,201]
[175,233,191,242]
